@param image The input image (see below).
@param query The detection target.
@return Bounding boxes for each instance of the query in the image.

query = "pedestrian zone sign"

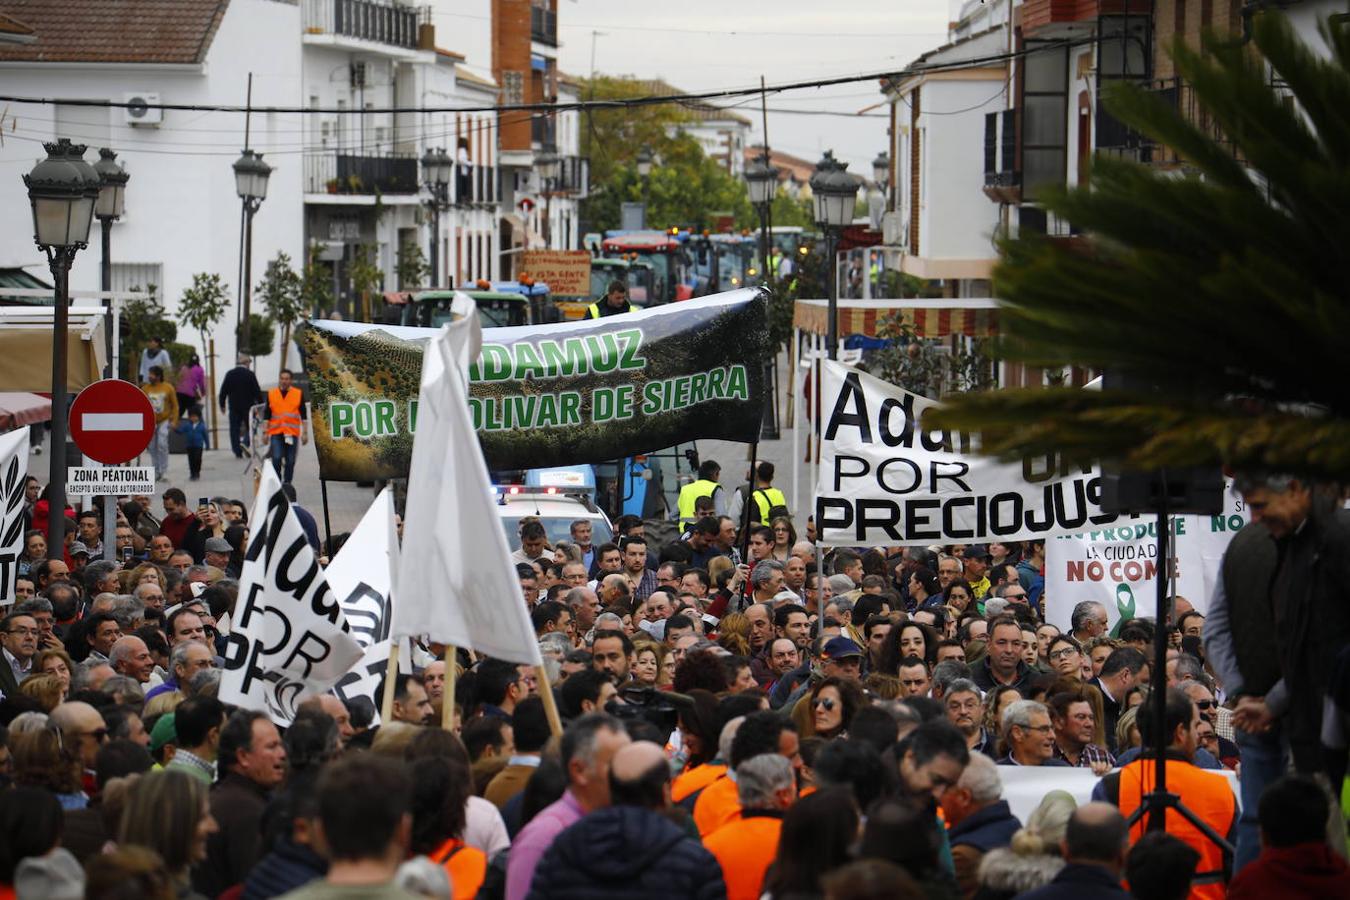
[67,466,155,496]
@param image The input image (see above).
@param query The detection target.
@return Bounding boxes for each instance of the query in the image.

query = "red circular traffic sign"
[69,379,157,465]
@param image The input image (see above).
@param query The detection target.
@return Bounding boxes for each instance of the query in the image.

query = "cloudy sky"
[553,0,955,172]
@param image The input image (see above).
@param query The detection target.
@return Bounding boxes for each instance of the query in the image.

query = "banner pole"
[814,348,825,637]
[319,478,334,558]
[380,641,401,723]
[536,665,564,738]
[441,644,457,731]
[738,440,760,609]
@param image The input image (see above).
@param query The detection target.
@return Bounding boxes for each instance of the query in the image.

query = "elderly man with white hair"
[704,753,795,900]
[108,635,156,684]
[941,753,1022,897]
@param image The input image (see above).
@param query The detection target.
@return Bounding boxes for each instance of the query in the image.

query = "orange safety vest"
[431,838,487,900]
[704,814,783,900]
[693,773,742,837]
[267,387,303,438]
[1117,757,1235,900]
[672,762,728,804]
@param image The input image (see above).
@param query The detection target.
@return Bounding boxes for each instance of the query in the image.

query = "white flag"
[0,428,29,605]
[326,486,406,712]
[221,465,365,724]
[394,309,542,666]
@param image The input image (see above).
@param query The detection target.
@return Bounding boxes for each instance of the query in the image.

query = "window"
[1020,41,1069,200]
[110,263,163,297]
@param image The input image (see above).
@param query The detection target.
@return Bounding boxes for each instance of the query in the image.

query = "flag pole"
[319,478,333,557]
[380,642,400,723]
[441,644,457,731]
[536,665,563,738]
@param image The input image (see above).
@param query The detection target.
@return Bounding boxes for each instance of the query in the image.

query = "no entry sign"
[69,379,156,465]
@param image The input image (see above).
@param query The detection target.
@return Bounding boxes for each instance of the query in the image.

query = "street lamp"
[636,145,653,178]
[422,147,452,286]
[535,149,560,249]
[24,138,101,558]
[233,148,271,354]
[810,150,861,360]
[93,147,129,561]
[743,149,781,439]
[871,151,890,192]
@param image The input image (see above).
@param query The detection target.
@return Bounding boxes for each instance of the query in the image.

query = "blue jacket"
[177,418,209,449]
[947,800,1021,853]
[526,805,725,900]
[1016,862,1130,900]
[241,837,326,899]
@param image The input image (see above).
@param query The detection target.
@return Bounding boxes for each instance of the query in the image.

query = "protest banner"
[221,465,365,725]
[298,287,771,481]
[521,249,591,297]
[0,429,27,604]
[325,486,408,714]
[815,360,1133,546]
[997,766,1239,824]
[1044,482,1249,630]
[394,308,543,668]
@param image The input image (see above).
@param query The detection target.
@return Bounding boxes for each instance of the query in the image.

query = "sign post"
[68,380,156,559]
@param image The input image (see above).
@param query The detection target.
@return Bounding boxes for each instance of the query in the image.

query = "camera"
[606,685,679,734]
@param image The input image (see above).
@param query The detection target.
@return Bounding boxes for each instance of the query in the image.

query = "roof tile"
[0,0,230,64]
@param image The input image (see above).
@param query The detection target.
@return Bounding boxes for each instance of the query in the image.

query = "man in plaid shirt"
[1050,690,1117,775]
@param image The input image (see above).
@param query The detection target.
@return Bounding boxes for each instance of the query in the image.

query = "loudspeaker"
[1097,370,1224,516]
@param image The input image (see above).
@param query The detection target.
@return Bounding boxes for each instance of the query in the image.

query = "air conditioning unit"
[123,92,163,127]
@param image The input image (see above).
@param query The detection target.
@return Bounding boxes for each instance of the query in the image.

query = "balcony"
[982,109,1021,204]
[530,5,557,46]
[554,155,589,198]
[1096,77,1242,167]
[303,0,423,50]
[453,161,499,206]
[304,152,420,196]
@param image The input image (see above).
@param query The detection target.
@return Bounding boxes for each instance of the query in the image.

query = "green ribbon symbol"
[1110,583,1136,637]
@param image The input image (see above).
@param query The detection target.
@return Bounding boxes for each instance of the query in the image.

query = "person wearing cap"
[964,546,993,600]
[203,537,234,575]
[149,712,178,768]
[66,540,91,576]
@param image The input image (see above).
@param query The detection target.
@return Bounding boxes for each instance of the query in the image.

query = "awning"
[0,392,50,430]
[793,297,1000,339]
[0,308,108,392]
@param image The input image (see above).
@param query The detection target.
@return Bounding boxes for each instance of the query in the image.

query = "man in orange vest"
[264,368,308,484]
[704,752,795,900]
[1095,687,1236,900]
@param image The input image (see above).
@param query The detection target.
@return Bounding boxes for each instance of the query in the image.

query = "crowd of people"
[0,464,1348,900]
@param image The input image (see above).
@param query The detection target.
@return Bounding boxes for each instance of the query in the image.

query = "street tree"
[177,272,229,431]
[931,15,1350,480]
[257,251,306,373]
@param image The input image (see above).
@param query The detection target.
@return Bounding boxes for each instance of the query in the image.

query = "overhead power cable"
[0,38,1086,118]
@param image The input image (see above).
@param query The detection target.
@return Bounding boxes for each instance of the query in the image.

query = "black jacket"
[219,366,263,412]
[1016,863,1130,900]
[948,800,1021,853]
[526,805,726,900]
[241,837,326,900]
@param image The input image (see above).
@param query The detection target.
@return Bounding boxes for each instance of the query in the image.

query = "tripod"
[1121,479,1234,886]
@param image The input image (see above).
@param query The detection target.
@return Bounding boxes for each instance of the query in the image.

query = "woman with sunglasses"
[808,676,866,740]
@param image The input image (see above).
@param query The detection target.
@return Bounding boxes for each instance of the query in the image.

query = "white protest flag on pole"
[221,464,365,724]
[394,306,543,666]
[0,428,28,605]
[326,486,407,711]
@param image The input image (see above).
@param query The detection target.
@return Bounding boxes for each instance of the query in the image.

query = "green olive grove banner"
[299,288,772,481]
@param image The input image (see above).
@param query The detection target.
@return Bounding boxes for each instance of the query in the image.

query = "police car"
[495,466,614,551]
